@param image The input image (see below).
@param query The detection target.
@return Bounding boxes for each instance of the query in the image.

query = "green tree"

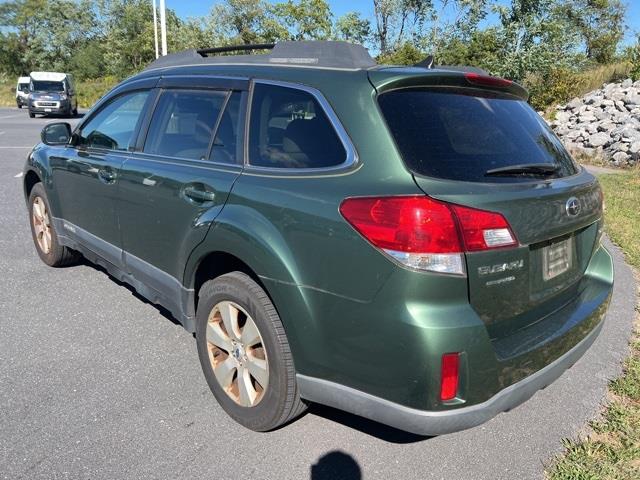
[630,37,640,82]
[489,0,582,82]
[271,0,333,40]
[372,0,432,54]
[561,0,626,64]
[209,0,277,44]
[335,11,372,45]
[0,0,98,75]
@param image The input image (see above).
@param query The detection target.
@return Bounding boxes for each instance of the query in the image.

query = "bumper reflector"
[440,353,460,401]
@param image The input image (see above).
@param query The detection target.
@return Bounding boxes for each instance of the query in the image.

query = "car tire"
[29,112,35,118]
[72,107,78,117]
[196,272,307,431]
[17,104,22,109]
[28,183,80,267]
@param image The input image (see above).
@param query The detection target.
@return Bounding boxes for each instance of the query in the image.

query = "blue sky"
[169,0,640,45]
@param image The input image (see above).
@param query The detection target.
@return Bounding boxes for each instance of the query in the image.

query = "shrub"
[76,76,121,109]
[526,67,585,111]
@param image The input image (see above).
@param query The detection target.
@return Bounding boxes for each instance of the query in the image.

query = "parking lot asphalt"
[0,106,637,480]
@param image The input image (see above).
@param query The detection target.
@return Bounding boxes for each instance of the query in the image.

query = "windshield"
[378,88,578,183]
[18,83,30,93]
[31,80,64,92]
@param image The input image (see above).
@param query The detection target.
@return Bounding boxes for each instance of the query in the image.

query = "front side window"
[77,90,149,151]
[144,89,226,160]
[248,83,347,169]
[18,83,30,93]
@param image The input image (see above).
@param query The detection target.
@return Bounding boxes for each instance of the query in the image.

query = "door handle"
[98,168,117,184]
[183,185,216,204]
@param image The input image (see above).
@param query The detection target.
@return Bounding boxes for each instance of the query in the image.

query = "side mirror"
[41,122,72,145]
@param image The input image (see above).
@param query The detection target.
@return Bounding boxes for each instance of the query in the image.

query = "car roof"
[30,72,68,81]
[18,76,30,83]
[123,41,527,101]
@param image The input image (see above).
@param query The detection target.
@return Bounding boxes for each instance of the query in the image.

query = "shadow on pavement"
[307,403,431,444]
[80,258,182,328]
[310,451,362,480]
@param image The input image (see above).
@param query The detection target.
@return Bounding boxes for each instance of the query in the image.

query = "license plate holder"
[44,108,52,112]
[542,238,573,281]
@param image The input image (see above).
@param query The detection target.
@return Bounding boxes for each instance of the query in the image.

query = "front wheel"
[17,103,22,109]
[28,111,35,118]
[28,183,80,267]
[196,272,306,431]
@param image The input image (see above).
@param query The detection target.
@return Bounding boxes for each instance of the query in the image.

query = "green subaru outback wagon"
[24,41,613,435]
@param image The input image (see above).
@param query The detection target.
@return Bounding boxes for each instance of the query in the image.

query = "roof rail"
[197,43,275,57]
[143,41,377,72]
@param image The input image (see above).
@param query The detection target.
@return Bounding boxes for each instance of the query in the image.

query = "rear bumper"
[298,312,606,436]
[296,244,613,435]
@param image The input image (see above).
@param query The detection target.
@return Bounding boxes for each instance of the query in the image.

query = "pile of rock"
[548,78,640,166]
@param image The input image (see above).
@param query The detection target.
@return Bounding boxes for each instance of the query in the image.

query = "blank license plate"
[542,238,573,281]
[44,108,51,112]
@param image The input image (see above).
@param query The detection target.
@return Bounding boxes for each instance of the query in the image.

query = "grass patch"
[599,172,640,269]
[0,75,120,110]
[546,171,640,480]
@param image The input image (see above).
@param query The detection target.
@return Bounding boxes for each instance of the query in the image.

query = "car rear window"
[378,88,578,183]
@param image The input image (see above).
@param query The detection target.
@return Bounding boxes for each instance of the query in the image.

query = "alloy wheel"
[32,196,52,254]
[206,301,269,407]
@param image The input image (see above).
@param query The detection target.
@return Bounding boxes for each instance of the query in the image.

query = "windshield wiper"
[485,163,560,177]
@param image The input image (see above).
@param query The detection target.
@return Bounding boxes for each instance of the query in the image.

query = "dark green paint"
[24,61,613,414]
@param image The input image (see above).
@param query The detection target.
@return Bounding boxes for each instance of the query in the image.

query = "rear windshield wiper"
[485,163,560,177]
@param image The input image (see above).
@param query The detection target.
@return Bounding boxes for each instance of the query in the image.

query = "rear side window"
[77,90,149,151]
[144,90,226,160]
[248,83,346,169]
[378,89,578,182]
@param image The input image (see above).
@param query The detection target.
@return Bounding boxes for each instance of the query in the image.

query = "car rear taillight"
[464,72,513,88]
[339,196,517,275]
[440,353,460,401]
[449,204,517,252]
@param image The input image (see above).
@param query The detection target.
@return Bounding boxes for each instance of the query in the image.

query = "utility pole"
[152,0,159,59]
[159,0,167,56]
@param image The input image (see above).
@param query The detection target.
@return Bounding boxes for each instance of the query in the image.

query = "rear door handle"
[183,184,216,204]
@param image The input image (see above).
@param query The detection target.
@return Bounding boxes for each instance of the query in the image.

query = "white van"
[28,72,78,118]
[16,76,30,108]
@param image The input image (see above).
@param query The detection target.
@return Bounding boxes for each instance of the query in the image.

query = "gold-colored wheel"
[206,301,269,407]
[32,196,52,254]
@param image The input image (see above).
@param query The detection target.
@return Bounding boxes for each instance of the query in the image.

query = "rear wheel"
[196,272,306,431]
[28,183,79,267]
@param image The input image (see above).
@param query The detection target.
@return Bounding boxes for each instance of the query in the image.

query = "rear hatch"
[370,68,604,341]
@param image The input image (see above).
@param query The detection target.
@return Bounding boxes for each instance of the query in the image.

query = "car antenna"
[414,55,435,69]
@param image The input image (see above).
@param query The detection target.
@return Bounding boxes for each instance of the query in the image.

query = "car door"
[50,87,154,268]
[117,76,248,299]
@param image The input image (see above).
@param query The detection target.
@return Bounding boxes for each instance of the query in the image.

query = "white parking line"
[14,172,23,178]
[0,146,32,149]
[0,131,5,135]
[0,114,20,120]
